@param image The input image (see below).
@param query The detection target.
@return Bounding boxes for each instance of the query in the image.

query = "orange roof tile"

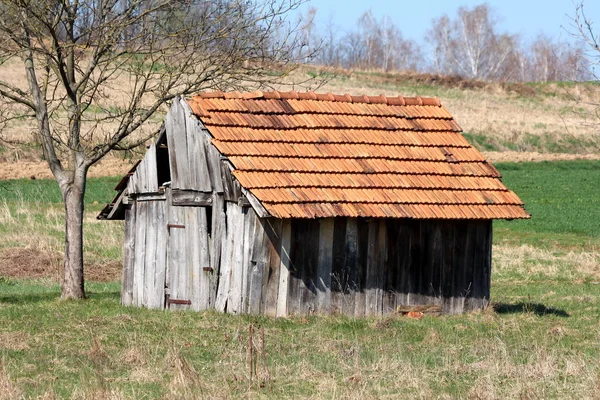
[187,91,529,220]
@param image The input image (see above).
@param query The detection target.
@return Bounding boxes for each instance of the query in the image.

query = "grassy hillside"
[1,161,600,398]
[1,59,599,174]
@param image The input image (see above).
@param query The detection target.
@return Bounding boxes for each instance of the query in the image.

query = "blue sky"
[297,0,599,45]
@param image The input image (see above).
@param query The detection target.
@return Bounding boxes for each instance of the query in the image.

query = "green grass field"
[1,161,599,398]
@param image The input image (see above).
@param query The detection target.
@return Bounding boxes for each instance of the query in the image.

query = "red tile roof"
[187,91,529,219]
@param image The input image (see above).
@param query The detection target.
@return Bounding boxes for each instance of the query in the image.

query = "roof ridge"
[192,91,442,107]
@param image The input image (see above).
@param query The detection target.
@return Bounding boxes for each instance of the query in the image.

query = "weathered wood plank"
[121,204,136,306]
[164,189,173,303]
[248,216,271,315]
[354,218,369,317]
[407,221,423,307]
[364,219,380,316]
[165,99,188,190]
[394,221,411,308]
[197,207,212,310]
[383,220,398,314]
[184,105,212,192]
[276,219,291,317]
[143,201,159,308]
[134,154,148,194]
[220,161,236,201]
[239,208,257,313]
[205,135,224,193]
[145,143,159,193]
[215,203,235,312]
[241,188,270,218]
[429,222,443,306]
[441,222,456,314]
[330,218,347,314]
[228,203,246,314]
[167,200,189,310]
[448,221,468,314]
[288,219,319,315]
[171,190,212,207]
[316,218,334,314]
[132,201,148,307]
[133,193,166,202]
[153,200,167,309]
[342,218,358,315]
[262,219,282,317]
[209,194,225,307]
[186,207,202,311]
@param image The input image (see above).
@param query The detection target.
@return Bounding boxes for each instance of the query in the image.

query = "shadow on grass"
[0,291,119,305]
[493,302,570,317]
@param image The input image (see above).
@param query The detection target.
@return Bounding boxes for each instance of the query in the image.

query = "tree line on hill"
[299,3,590,82]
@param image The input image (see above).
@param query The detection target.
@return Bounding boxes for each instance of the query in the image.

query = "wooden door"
[166,199,212,311]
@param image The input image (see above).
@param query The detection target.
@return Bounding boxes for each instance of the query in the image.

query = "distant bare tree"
[569,2,599,81]
[526,35,588,82]
[0,0,311,299]
[339,10,423,71]
[427,3,517,80]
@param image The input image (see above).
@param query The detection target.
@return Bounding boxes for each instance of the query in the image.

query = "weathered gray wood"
[205,136,224,193]
[121,204,136,306]
[220,161,236,201]
[276,219,292,317]
[248,216,270,314]
[107,190,126,220]
[132,201,147,307]
[187,206,202,311]
[145,143,159,192]
[262,219,282,317]
[166,197,190,310]
[164,189,172,301]
[185,114,212,192]
[171,190,212,207]
[209,194,225,307]
[165,99,189,190]
[134,193,166,202]
[316,218,334,314]
[128,167,138,195]
[215,203,235,311]
[134,153,148,194]
[153,200,167,309]
[143,201,159,308]
[228,203,246,313]
[240,208,257,313]
[241,187,270,218]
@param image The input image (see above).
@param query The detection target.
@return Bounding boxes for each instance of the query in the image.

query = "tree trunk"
[60,171,87,299]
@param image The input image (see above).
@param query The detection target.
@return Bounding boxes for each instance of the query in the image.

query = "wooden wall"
[275,218,492,315]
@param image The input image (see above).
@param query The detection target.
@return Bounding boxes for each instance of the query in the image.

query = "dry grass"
[494,244,600,281]
[0,196,123,282]
[0,363,21,400]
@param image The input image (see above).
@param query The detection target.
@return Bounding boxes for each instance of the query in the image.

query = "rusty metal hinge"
[167,223,185,233]
[164,293,192,309]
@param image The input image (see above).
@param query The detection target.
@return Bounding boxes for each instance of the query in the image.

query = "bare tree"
[527,34,588,82]
[569,2,599,82]
[427,3,516,80]
[0,0,310,299]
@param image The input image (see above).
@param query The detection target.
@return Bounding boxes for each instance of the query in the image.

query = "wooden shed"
[99,91,529,315]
